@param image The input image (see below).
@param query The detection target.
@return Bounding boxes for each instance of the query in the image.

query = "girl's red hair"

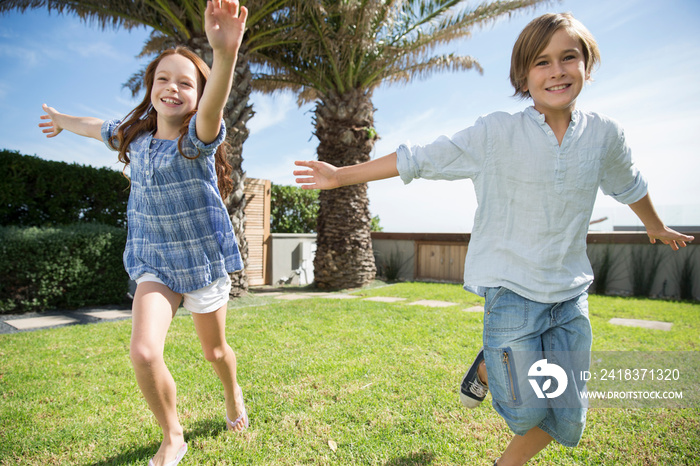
[109,46,233,199]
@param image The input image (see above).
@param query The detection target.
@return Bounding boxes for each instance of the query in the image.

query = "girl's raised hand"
[205,0,248,57]
[39,103,63,138]
[294,161,341,190]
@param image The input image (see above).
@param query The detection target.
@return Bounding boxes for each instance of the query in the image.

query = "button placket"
[554,119,577,194]
[146,138,157,181]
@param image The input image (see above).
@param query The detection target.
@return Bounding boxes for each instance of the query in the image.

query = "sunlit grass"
[1,283,698,465]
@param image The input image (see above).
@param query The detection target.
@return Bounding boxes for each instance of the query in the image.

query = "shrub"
[270,183,383,233]
[588,245,614,295]
[0,224,129,314]
[629,244,664,298]
[376,247,413,282]
[270,184,319,233]
[673,247,698,301]
[0,149,129,228]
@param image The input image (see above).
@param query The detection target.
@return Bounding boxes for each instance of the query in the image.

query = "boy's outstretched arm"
[39,104,103,141]
[628,193,694,250]
[294,153,399,190]
[196,0,248,144]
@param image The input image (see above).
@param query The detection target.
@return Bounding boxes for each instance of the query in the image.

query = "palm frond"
[252,0,551,98]
[375,53,483,89]
[0,0,138,29]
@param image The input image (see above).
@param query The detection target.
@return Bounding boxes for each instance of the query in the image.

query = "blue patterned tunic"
[102,114,243,293]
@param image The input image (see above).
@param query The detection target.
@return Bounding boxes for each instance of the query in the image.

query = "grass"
[0,282,698,465]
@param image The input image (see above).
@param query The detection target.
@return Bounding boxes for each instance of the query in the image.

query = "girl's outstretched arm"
[196,0,248,144]
[294,153,400,190]
[39,104,103,141]
[628,193,694,250]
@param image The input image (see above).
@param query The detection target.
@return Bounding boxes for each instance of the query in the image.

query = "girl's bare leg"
[130,281,185,465]
[192,305,247,431]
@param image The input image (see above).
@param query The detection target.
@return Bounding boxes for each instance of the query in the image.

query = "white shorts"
[135,273,232,314]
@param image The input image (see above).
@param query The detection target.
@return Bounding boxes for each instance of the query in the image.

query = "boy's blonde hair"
[510,12,600,99]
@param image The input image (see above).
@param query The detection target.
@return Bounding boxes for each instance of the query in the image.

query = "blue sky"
[1,0,699,233]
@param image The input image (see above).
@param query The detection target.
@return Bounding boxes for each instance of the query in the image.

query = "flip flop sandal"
[148,443,187,466]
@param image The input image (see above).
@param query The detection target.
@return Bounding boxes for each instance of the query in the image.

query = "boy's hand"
[294,161,341,190]
[205,0,248,57]
[645,226,694,251]
[39,103,63,138]
[629,194,694,251]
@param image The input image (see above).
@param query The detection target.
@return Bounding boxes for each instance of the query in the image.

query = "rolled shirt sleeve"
[599,126,648,204]
[396,116,489,185]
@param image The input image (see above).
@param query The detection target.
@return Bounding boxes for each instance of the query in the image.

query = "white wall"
[270,233,317,286]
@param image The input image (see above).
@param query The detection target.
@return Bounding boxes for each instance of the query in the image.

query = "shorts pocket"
[484,287,528,334]
[484,346,522,407]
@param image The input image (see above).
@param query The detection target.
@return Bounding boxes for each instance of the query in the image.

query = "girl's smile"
[160,97,183,106]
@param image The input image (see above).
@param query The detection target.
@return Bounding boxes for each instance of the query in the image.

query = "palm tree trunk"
[224,43,255,296]
[313,89,377,289]
[190,37,255,296]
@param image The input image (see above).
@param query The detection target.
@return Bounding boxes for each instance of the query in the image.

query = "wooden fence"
[371,231,700,300]
[243,178,271,286]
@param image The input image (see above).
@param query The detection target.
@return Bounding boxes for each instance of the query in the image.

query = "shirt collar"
[524,106,581,127]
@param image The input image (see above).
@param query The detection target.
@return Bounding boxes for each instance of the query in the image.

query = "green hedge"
[271,184,319,233]
[0,224,129,314]
[270,183,383,233]
[0,149,129,228]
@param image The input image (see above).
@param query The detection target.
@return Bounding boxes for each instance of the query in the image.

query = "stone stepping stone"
[408,299,458,308]
[463,306,484,313]
[314,294,361,299]
[608,318,672,331]
[4,315,79,330]
[363,297,407,303]
[274,293,312,300]
[82,310,132,320]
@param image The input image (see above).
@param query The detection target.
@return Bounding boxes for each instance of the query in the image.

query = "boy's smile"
[523,28,589,123]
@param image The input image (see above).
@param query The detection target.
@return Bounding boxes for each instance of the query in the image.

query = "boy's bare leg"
[476,363,553,465]
[477,360,488,386]
[497,427,553,466]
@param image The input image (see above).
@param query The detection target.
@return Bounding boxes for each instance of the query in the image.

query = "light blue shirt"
[102,114,243,294]
[396,107,647,303]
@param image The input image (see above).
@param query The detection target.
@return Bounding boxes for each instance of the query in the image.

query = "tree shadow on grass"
[384,450,436,465]
[86,419,225,466]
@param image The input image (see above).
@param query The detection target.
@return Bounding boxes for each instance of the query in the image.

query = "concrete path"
[608,317,673,331]
[1,306,132,334]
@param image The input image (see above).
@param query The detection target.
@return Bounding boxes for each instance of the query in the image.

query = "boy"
[294,13,693,465]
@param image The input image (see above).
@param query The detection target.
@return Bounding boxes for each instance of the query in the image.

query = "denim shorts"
[482,287,592,447]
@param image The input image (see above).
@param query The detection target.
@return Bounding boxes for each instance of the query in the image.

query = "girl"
[293,12,693,466]
[39,1,249,465]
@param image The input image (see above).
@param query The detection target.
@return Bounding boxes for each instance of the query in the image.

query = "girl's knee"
[202,343,231,364]
[130,342,163,367]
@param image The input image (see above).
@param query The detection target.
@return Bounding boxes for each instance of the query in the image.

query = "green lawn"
[1,282,698,465]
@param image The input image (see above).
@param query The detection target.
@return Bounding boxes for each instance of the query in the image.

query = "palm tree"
[253,0,548,290]
[1,0,290,294]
